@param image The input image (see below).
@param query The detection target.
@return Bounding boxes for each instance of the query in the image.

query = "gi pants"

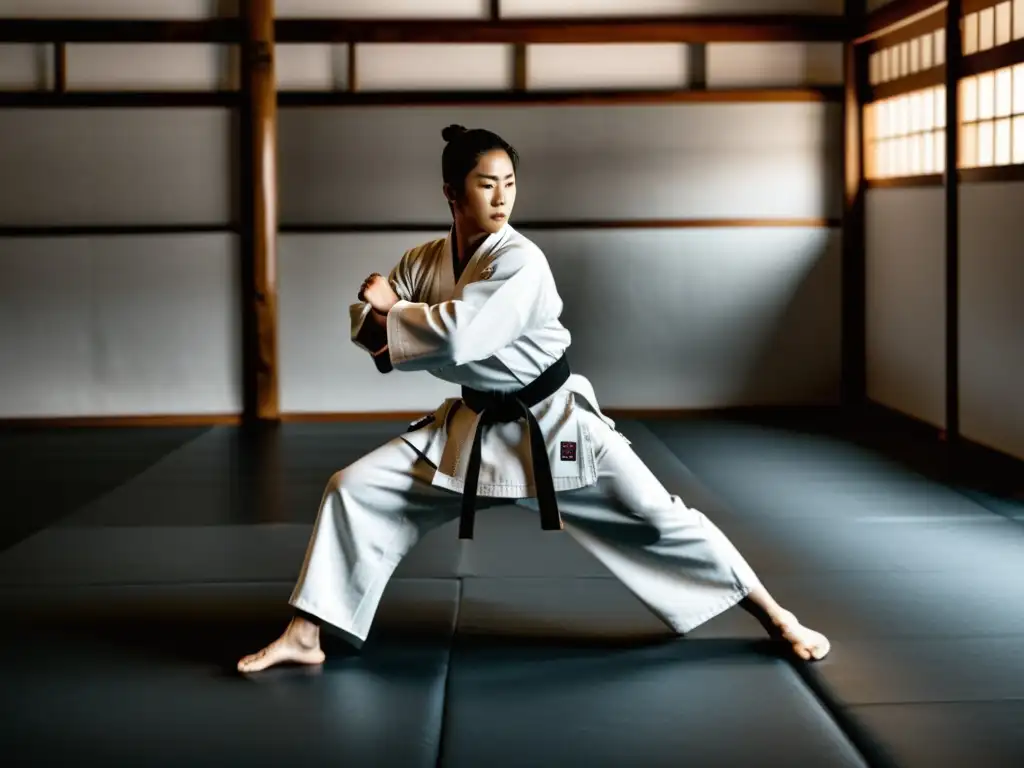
[289,408,762,647]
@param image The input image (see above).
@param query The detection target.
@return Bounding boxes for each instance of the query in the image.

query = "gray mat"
[643,419,1009,525]
[1,579,459,768]
[807,635,1024,706]
[440,637,869,768]
[0,424,208,549]
[849,701,1024,768]
[455,576,765,642]
[0,521,461,586]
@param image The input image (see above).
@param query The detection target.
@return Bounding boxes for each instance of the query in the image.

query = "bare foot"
[237,617,325,673]
[771,610,831,661]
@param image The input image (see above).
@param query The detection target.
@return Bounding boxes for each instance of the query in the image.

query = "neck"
[453,218,487,264]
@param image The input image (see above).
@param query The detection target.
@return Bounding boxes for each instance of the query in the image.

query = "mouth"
[490,213,507,220]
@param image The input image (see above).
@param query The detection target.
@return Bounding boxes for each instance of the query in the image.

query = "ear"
[443,183,457,205]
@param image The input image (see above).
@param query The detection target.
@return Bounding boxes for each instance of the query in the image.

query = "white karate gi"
[290,224,762,646]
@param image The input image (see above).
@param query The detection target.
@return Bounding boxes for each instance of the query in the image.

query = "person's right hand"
[359,273,400,315]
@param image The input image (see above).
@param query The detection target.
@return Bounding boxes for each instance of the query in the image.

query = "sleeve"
[349,248,420,353]
[385,245,548,371]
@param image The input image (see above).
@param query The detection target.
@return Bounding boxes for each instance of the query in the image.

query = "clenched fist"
[358,273,400,314]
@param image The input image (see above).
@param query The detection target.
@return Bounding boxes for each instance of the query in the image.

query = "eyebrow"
[475,173,515,181]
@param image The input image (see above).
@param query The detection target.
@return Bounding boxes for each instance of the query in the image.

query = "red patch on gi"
[560,441,577,462]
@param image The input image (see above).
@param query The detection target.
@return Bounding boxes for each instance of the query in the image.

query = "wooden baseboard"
[279,411,428,424]
[0,414,242,429]
[0,405,840,429]
[863,399,1024,489]
[281,406,835,423]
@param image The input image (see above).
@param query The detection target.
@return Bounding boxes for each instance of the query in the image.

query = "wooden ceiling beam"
[0,15,847,45]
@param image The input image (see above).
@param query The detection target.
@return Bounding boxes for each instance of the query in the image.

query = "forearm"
[354,307,389,355]
[367,311,394,373]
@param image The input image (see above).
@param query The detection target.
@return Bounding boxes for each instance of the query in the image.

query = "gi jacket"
[350,224,624,499]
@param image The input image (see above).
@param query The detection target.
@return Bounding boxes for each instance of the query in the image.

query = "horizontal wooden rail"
[0,92,241,108]
[867,67,944,101]
[961,38,1024,76]
[0,19,240,43]
[0,87,842,109]
[274,15,848,43]
[861,9,944,51]
[0,224,237,237]
[0,219,842,240]
[962,0,1005,13]
[0,414,243,428]
[0,15,846,45]
[278,87,843,107]
[865,174,944,188]
[865,167,1024,187]
[860,0,945,41]
[959,166,1024,183]
[281,218,842,233]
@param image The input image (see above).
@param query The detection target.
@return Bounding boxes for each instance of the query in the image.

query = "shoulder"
[396,236,447,273]
[403,236,447,262]
[489,226,550,272]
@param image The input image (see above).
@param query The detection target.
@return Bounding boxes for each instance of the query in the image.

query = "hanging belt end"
[540,514,564,532]
[458,513,476,540]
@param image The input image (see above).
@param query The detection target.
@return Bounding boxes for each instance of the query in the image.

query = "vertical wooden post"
[347,43,357,92]
[686,44,707,90]
[944,0,962,455]
[241,0,279,422]
[54,42,66,92]
[841,0,867,409]
[513,45,527,91]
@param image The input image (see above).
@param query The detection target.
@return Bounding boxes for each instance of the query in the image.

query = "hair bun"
[442,124,468,142]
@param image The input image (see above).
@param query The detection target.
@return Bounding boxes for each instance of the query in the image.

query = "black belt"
[456,355,571,540]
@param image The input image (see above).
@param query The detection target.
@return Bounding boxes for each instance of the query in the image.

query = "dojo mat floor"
[2,408,1023,767]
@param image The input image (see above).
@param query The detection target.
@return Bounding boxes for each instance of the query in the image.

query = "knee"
[636,491,704,529]
[325,467,359,498]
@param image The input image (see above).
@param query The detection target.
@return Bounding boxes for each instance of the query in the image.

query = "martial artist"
[238,125,830,673]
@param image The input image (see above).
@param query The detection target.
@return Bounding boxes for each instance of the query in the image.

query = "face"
[447,149,517,235]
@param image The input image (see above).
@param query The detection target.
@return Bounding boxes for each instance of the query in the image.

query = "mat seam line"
[433,575,462,768]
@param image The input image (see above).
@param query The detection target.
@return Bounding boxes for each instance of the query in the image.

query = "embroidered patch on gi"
[560,441,577,461]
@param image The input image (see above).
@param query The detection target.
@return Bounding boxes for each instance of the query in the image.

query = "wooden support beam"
[0,15,851,45]
[347,43,357,92]
[53,42,66,92]
[0,19,239,43]
[512,45,527,91]
[0,224,235,237]
[274,15,847,44]
[860,0,945,39]
[0,91,240,108]
[944,0,962,454]
[240,0,280,423]
[279,218,841,234]
[687,43,708,90]
[842,0,868,409]
[277,87,842,108]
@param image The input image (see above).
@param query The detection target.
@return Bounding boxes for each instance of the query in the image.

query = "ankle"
[288,616,320,647]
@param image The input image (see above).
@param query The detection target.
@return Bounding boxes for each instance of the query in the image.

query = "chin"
[482,217,508,233]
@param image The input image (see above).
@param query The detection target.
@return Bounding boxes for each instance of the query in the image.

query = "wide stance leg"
[516,418,830,659]
[287,436,470,644]
[238,436,474,673]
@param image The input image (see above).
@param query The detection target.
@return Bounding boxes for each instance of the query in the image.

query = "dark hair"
[441,124,519,199]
